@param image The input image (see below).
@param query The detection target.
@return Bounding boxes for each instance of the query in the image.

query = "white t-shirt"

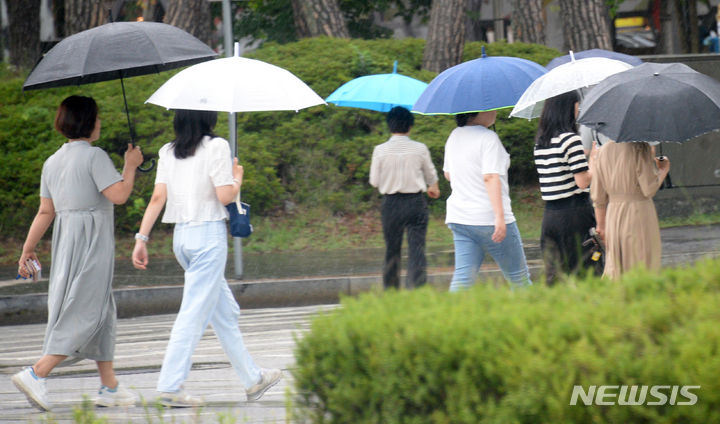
[443,125,516,226]
[155,136,234,223]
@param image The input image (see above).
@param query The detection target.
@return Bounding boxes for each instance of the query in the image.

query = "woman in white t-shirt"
[131,110,281,407]
[443,111,532,291]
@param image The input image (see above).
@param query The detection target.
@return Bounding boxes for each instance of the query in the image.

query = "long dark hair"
[535,91,579,148]
[171,109,218,159]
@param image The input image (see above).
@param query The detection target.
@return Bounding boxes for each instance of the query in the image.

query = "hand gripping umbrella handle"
[137,156,156,173]
[120,76,155,172]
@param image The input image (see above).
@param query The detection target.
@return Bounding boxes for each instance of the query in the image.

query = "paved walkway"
[0,304,336,423]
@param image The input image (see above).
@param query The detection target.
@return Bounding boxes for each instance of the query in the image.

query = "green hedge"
[292,258,720,423]
[0,38,559,236]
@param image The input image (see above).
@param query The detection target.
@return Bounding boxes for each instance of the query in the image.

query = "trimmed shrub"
[0,39,559,236]
[292,258,720,423]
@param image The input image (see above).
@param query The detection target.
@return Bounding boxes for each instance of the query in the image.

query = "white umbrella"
[146,56,326,112]
[510,55,633,119]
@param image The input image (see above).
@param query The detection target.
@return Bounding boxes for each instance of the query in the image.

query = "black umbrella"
[577,62,720,143]
[23,20,217,170]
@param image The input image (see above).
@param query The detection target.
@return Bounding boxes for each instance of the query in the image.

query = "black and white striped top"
[534,132,589,201]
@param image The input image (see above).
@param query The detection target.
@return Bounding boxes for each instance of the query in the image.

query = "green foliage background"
[293,257,720,423]
[0,38,559,236]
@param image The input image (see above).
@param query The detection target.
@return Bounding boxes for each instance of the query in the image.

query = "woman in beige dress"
[590,141,670,279]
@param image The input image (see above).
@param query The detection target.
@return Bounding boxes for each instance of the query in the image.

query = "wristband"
[135,233,149,243]
[233,178,241,185]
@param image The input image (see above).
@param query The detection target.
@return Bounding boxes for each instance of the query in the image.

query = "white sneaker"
[246,368,282,401]
[95,382,137,407]
[11,367,52,411]
[158,389,205,408]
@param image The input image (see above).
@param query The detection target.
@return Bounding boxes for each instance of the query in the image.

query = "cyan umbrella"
[325,61,428,112]
[546,48,642,70]
[412,46,547,115]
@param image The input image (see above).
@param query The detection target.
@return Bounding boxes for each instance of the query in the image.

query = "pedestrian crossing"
[0,304,339,423]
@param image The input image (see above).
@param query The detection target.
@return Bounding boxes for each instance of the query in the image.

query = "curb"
[0,266,543,326]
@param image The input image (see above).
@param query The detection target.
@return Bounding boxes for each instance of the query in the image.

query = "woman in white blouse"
[131,109,281,408]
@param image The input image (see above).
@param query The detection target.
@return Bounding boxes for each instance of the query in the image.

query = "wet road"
[3,224,719,293]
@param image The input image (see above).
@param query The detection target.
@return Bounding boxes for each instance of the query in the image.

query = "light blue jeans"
[157,220,261,392]
[448,222,532,291]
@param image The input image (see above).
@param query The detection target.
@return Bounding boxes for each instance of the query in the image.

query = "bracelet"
[135,233,149,243]
[232,178,241,185]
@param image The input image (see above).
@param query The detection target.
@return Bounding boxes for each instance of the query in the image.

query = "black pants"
[541,192,602,285]
[381,192,428,289]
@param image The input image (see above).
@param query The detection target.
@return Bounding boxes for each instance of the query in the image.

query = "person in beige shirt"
[370,106,440,289]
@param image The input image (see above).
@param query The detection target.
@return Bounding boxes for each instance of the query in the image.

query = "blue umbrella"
[546,48,642,70]
[325,61,428,112]
[412,46,547,115]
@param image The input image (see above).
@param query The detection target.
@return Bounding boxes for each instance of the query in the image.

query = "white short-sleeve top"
[155,136,234,223]
[443,125,516,226]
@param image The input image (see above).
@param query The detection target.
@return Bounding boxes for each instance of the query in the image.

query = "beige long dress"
[590,142,665,279]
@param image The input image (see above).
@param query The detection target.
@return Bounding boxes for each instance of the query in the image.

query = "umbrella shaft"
[120,76,135,145]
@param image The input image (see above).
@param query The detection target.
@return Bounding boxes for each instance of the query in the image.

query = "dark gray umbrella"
[577,62,720,143]
[23,21,217,170]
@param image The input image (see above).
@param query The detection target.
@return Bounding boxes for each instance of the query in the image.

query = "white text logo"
[570,385,700,406]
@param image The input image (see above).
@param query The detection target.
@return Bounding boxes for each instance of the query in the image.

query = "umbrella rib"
[81,32,98,81]
[142,27,168,68]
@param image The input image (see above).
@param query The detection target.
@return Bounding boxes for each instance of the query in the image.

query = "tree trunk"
[290,0,350,38]
[558,0,612,51]
[658,0,678,54]
[64,0,113,36]
[6,0,41,68]
[465,0,483,42]
[512,0,545,44]
[688,0,698,53]
[141,0,164,22]
[423,0,466,73]
[164,0,212,45]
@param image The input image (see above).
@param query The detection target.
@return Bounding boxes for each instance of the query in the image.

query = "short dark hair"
[535,90,579,148]
[54,96,98,139]
[172,109,218,159]
[386,106,414,133]
[455,112,478,127]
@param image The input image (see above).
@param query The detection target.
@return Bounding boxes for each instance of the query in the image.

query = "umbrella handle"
[137,157,156,173]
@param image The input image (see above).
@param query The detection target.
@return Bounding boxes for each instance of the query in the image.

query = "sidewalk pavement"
[1,224,719,326]
[0,304,333,423]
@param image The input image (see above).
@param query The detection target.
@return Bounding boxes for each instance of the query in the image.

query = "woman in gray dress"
[12,96,143,411]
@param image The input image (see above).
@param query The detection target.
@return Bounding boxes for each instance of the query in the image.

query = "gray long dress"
[40,140,122,361]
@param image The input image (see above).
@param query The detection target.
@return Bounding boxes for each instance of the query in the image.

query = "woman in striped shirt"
[534,90,599,285]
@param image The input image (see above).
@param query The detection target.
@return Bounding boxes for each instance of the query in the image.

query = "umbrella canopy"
[24,21,217,90]
[146,56,325,112]
[412,46,546,115]
[22,21,217,172]
[325,61,428,112]
[577,62,720,143]
[545,48,642,70]
[510,56,633,119]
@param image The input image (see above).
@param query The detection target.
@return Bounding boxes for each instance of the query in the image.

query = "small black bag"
[581,227,604,276]
[226,195,253,238]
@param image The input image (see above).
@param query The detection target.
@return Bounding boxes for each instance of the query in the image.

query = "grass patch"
[4,186,720,267]
[0,186,544,266]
